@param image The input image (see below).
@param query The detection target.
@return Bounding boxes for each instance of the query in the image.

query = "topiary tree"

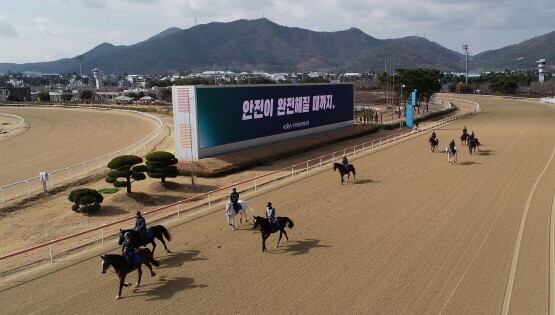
[36,91,50,102]
[80,89,93,101]
[105,155,147,193]
[68,188,104,213]
[145,151,179,183]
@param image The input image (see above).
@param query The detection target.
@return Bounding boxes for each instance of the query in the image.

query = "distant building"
[0,87,32,102]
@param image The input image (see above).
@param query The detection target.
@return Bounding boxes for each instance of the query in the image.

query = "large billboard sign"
[173,84,354,159]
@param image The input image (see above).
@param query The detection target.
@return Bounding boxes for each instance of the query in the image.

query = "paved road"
[0,96,554,314]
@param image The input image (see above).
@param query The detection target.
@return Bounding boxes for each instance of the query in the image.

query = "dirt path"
[0,107,160,186]
[0,96,554,314]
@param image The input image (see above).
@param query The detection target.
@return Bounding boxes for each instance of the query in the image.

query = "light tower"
[537,59,546,85]
[92,68,103,89]
[462,44,469,84]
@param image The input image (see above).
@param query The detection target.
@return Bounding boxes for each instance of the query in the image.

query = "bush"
[106,155,147,193]
[145,151,179,183]
[68,188,104,213]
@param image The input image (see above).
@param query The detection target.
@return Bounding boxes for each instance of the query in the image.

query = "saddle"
[125,253,142,266]
[232,203,242,213]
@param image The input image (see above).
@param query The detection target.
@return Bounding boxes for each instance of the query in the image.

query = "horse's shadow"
[459,161,482,166]
[284,239,330,256]
[158,250,206,268]
[352,179,375,184]
[133,276,208,301]
[478,149,494,156]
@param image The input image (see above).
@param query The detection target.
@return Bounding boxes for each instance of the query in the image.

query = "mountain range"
[0,19,553,75]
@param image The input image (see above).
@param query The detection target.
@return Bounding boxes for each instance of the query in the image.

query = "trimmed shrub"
[145,151,179,183]
[68,188,104,213]
[106,155,147,193]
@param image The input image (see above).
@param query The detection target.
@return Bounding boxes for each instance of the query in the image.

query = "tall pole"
[212,55,217,85]
[462,44,469,84]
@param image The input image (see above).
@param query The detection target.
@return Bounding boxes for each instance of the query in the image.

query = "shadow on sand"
[284,239,331,256]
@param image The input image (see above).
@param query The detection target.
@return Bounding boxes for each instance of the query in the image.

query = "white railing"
[0,97,480,275]
[0,104,164,203]
[0,113,25,133]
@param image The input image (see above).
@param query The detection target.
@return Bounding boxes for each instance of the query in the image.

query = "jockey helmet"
[135,211,141,216]
[267,202,272,207]
[232,188,236,192]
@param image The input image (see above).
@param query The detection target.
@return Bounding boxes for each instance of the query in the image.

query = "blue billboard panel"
[195,84,353,149]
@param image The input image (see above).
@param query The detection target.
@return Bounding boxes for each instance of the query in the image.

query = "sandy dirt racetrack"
[0,107,160,186]
[1,96,555,314]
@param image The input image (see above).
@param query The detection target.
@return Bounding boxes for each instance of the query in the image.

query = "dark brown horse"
[333,162,356,184]
[252,216,294,252]
[118,225,172,257]
[468,138,477,154]
[460,133,468,145]
[429,137,439,152]
[100,248,159,300]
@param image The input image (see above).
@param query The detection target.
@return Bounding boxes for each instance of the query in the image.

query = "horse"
[333,162,356,184]
[460,133,468,145]
[100,248,159,300]
[252,216,294,252]
[225,200,250,230]
[429,137,439,152]
[118,225,172,257]
[446,147,457,164]
[468,138,477,154]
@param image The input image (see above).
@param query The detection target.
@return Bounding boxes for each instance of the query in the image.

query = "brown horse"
[252,216,294,252]
[460,133,468,145]
[333,162,356,184]
[468,138,477,154]
[429,137,439,152]
[101,248,159,300]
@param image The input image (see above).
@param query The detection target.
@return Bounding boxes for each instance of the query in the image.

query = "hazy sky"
[0,0,553,64]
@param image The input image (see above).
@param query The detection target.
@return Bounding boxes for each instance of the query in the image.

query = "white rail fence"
[0,104,164,203]
[0,113,25,133]
[0,97,479,274]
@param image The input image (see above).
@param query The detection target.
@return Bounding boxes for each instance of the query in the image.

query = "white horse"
[225,200,250,230]
[446,147,457,164]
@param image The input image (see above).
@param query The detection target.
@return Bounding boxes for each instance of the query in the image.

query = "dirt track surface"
[1,96,555,314]
[0,107,159,186]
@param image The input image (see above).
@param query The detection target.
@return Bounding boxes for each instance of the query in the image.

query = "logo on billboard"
[283,121,310,130]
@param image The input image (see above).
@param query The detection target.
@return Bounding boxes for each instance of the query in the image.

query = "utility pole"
[462,44,469,84]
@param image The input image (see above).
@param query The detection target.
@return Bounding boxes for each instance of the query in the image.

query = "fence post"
[208,194,211,207]
[177,204,180,218]
[372,141,374,149]
[353,147,356,156]
[255,179,257,191]
[306,162,309,173]
[49,244,53,263]
[101,227,104,245]
[291,167,294,178]
[362,144,365,152]
[319,157,322,167]
[26,180,31,195]
[68,168,71,181]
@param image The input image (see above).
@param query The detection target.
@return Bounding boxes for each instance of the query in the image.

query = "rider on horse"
[469,131,475,141]
[432,131,437,139]
[121,232,138,265]
[341,154,349,172]
[449,139,456,153]
[463,126,467,135]
[134,211,147,243]
[265,202,279,228]
[230,188,241,213]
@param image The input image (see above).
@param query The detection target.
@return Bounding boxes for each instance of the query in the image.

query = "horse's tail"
[149,256,160,267]
[158,225,172,241]
[286,217,294,229]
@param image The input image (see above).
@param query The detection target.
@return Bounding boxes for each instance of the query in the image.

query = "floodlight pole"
[462,44,469,84]
[212,55,217,85]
